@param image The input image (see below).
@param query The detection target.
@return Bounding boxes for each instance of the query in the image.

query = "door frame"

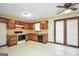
[54,20,66,45]
[54,17,79,48]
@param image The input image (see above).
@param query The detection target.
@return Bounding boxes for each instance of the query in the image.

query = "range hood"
[15,25,24,29]
[16,25,24,27]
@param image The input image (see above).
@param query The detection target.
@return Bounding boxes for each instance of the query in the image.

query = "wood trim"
[7,44,17,47]
[78,18,79,48]
[54,20,64,44]
[66,19,79,47]
[0,44,6,47]
[48,41,78,48]
[64,20,67,45]
[66,43,78,48]
[54,16,79,21]
[25,40,30,41]
[0,19,7,23]
[54,17,79,48]
[55,42,78,48]
[33,20,48,23]
[0,17,9,20]
[54,21,56,43]
[48,41,54,43]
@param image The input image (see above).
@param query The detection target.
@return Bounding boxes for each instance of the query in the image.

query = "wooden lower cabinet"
[7,35,17,47]
[7,34,48,47]
[25,34,30,41]
[43,34,48,43]
[31,34,37,41]
[26,34,48,43]
[26,34,37,41]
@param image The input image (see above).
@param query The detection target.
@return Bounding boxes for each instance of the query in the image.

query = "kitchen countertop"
[7,33,48,35]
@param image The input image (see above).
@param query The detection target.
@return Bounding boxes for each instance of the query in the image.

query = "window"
[35,23,40,31]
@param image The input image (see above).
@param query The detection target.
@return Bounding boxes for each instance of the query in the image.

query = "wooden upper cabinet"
[15,20,20,25]
[40,20,48,29]
[15,20,30,29]
[29,23,34,30]
[7,19,15,29]
[15,20,24,25]
[24,23,30,29]
[0,17,7,23]
[24,22,34,30]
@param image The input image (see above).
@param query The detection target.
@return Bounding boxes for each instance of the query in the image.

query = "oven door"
[18,35,25,41]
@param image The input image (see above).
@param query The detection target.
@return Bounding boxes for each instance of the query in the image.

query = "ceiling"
[0,3,79,21]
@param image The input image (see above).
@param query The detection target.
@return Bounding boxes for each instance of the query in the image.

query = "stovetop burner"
[14,31,23,34]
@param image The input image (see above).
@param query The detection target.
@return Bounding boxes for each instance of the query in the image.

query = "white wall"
[48,19,54,42]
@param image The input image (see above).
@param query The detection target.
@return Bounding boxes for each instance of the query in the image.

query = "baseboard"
[25,40,30,41]
[48,41,54,43]
[48,41,79,48]
[0,44,6,47]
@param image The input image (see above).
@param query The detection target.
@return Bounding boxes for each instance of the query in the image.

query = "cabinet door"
[29,23,33,29]
[20,22,24,25]
[24,23,27,29]
[43,34,47,43]
[55,21,64,44]
[40,23,43,29]
[7,20,15,29]
[67,19,78,46]
[33,34,37,41]
[26,34,30,40]
[7,35,17,46]
[15,20,20,25]
[24,23,29,29]
[40,21,48,29]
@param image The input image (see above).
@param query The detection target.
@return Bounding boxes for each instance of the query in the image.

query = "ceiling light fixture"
[64,9,73,13]
[23,11,32,17]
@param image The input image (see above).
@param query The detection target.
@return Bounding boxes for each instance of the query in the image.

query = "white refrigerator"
[0,23,6,46]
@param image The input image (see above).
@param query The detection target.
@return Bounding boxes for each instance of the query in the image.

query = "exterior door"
[54,18,79,47]
[0,23,6,46]
[67,19,78,46]
[55,21,64,44]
